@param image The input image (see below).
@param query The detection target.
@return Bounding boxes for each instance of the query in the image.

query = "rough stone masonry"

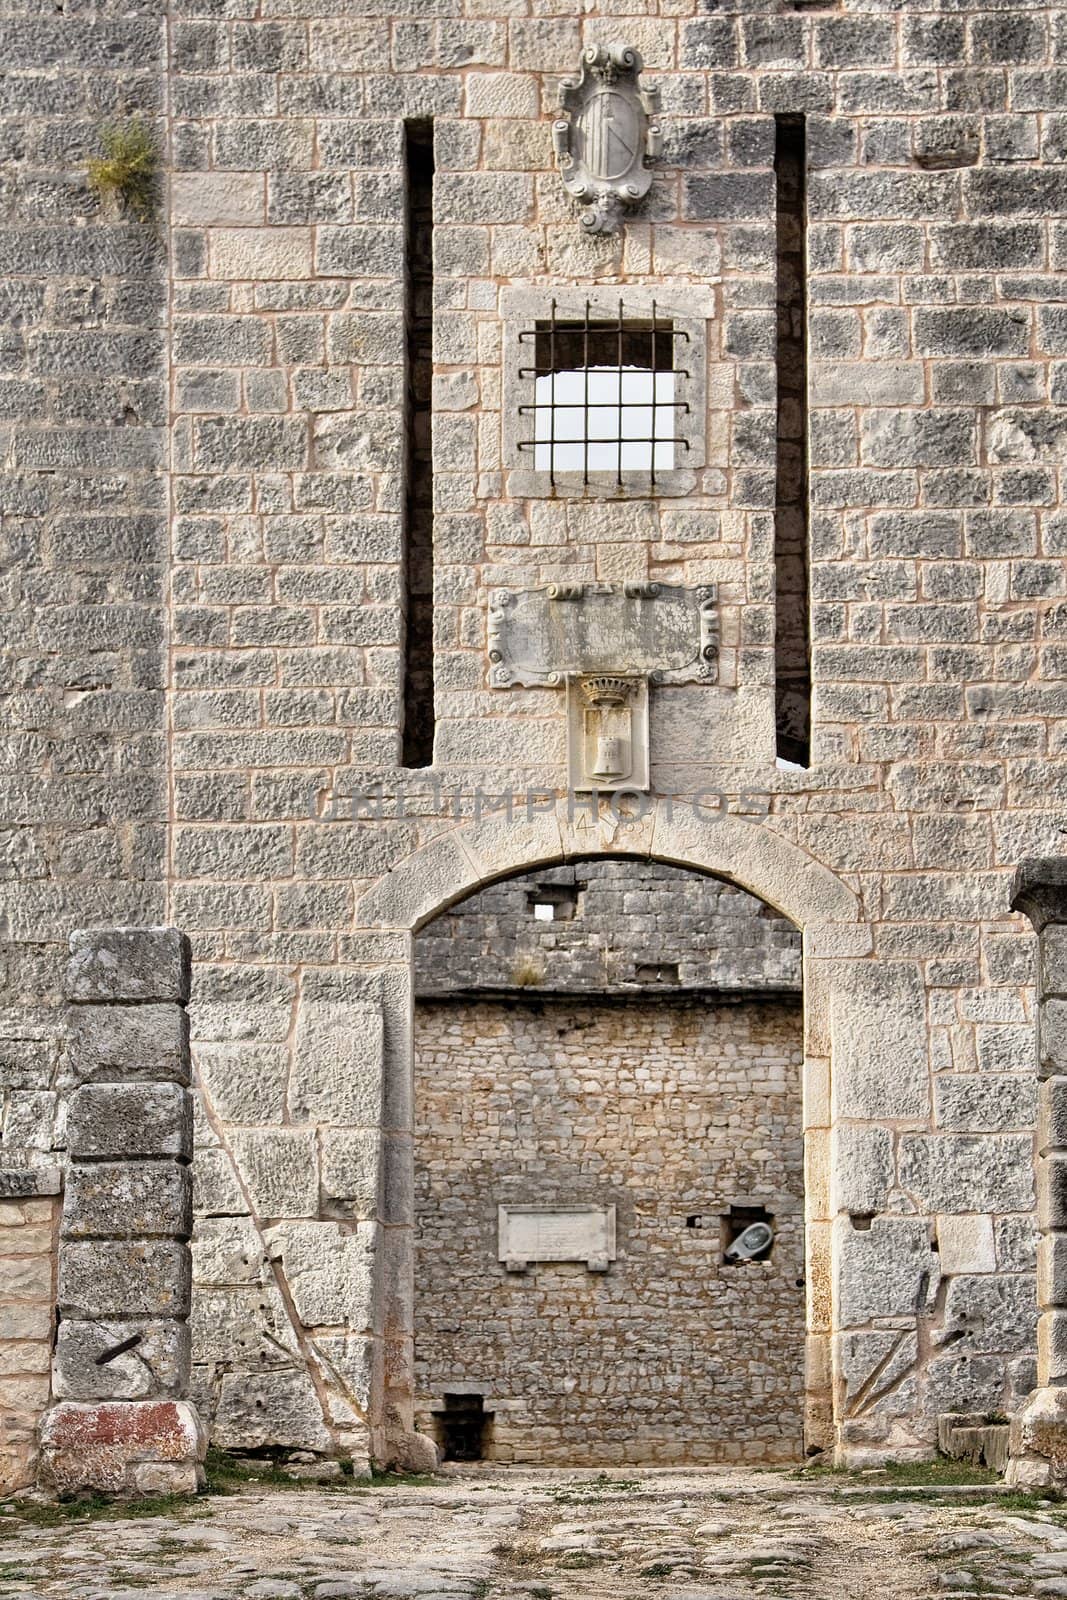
[2,0,1067,1489]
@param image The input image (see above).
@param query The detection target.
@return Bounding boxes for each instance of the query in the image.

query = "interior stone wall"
[413,992,805,1465]
[414,859,802,998]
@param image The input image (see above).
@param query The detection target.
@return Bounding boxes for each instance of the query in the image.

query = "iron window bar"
[518,298,691,487]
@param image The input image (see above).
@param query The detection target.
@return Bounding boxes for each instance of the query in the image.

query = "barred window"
[502,286,712,499]
[518,301,689,486]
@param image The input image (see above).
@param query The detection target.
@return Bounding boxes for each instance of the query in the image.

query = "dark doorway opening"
[436,1393,492,1462]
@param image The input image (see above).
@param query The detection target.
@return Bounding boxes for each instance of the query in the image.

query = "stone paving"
[2,1466,1067,1600]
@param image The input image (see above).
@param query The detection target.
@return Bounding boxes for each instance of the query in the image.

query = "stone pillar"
[38,929,206,1497]
[1007,863,1067,1486]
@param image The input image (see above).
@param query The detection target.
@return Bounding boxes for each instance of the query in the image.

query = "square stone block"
[936,1214,996,1276]
[67,929,191,1005]
[58,1240,192,1320]
[39,1399,205,1497]
[67,1004,190,1086]
[67,1083,192,1161]
[62,1162,192,1241]
[53,1319,191,1401]
[67,998,189,1088]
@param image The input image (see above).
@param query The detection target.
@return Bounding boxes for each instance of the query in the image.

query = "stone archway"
[410,857,807,1465]
[354,800,873,1467]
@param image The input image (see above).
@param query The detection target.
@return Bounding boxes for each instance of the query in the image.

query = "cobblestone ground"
[2,1467,1067,1599]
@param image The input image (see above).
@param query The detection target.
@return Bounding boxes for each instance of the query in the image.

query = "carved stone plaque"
[498,1204,617,1272]
[552,45,662,235]
[487,583,718,689]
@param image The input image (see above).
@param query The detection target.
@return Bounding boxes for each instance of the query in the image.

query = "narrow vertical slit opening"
[774,115,811,770]
[401,120,435,769]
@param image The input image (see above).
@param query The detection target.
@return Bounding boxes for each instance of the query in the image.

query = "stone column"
[38,929,206,1497]
[1008,862,1067,1486]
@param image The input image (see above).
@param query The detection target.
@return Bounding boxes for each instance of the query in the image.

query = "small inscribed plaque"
[498,1204,616,1273]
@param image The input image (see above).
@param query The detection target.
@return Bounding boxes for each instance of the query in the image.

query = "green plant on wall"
[86,117,158,222]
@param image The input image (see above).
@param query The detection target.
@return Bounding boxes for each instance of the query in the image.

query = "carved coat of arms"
[552,44,663,236]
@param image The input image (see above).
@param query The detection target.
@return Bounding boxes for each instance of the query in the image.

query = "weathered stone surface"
[62,1162,192,1241]
[58,1240,192,1319]
[264,1221,376,1330]
[831,963,929,1120]
[936,1214,997,1276]
[66,1003,190,1086]
[53,1319,191,1401]
[0,1167,61,1199]
[899,1133,1035,1214]
[230,1129,319,1220]
[320,1129,380,1219]
[1008,1384,1067,1486]
[191,1285,300,1366]
[288,1003,384,1127]
[834,1217,939,1327]
[66,1083,192,1161]
[191,1217,268,1286]
[67,930,191,1006]
[944,1272,1038,1351]
[213,1369,331,1452]
[39,1399,205,1496]
[831,1127,893,1214]
[312,1333,374,1413]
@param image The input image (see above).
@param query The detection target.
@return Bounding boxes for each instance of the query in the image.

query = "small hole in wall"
[526,883,583,922]
[635,961,680,985]
[849,1213,875,1231]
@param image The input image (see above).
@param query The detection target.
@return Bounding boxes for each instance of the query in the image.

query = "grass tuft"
[86,117,158,221]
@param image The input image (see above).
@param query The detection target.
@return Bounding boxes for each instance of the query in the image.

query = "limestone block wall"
[188,986,388,1472]
[1,0,1065,1467]
[414,859,802,998]
[41,928,205,1497]
[0,1173,60,1495]
[414,993,806,1465]
[0,1,168,1146]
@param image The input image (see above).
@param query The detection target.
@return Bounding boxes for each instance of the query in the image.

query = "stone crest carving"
[488,583,717,791]
[552,44,663,236]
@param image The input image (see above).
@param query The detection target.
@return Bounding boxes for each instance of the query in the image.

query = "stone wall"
[0,1,168,1170]
[40,928,205,1497]
[0,1175,59,1495]
[1,0,1065,1468]
[414,993,805,1464]
[414,860,801,997]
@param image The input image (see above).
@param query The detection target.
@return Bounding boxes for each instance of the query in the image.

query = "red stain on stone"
[48,1402,188,1454]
